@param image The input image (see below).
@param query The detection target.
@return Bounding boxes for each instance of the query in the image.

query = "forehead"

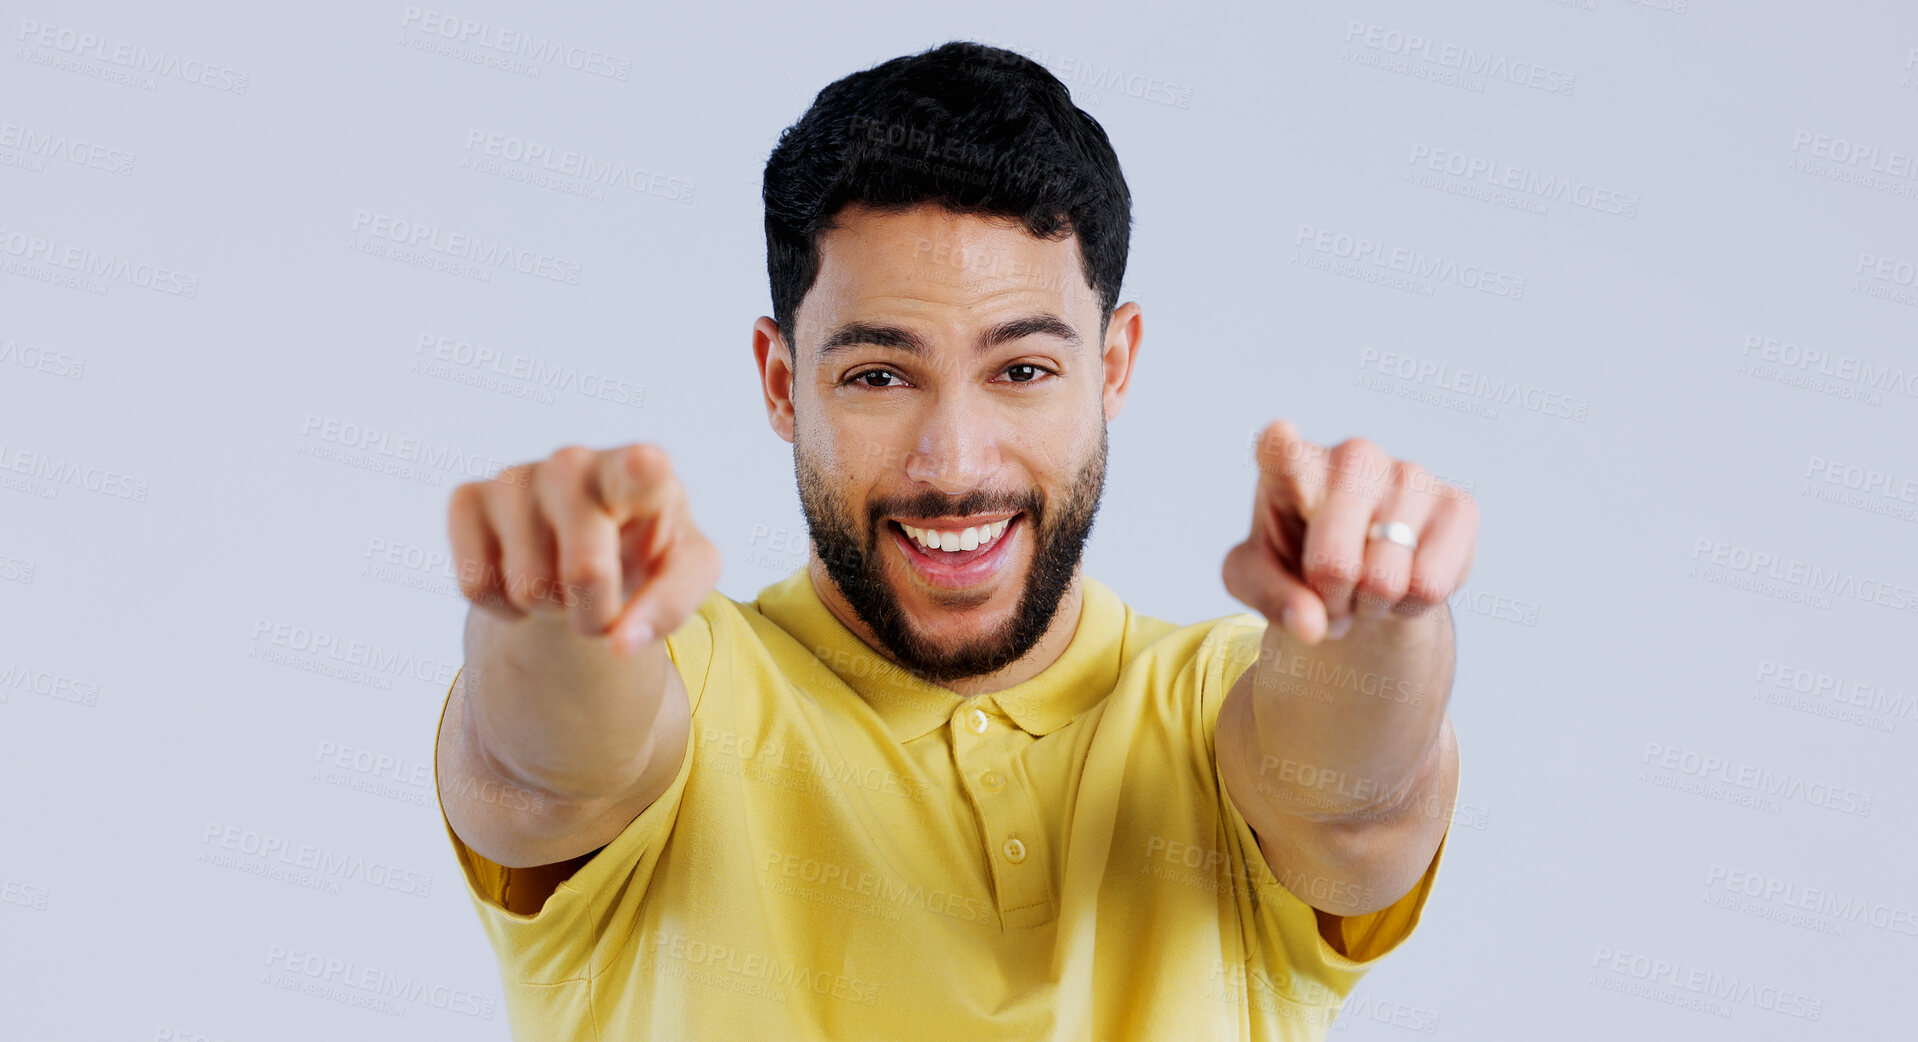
[798,203,1095,352]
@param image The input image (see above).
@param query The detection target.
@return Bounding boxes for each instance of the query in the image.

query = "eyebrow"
[816,313,1083,360]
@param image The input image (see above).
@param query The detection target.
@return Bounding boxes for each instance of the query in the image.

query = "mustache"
[867,491,1040,528]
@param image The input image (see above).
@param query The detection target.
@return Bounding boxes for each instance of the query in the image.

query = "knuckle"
[1361,564,1408,598]
[492,463,532,493]
[498,557,539,606]
[1306,548,1361,585]
[1335,436,1379,460]
[1404,572,1453,604]
[558,544,614,592]
[621,442,669,475]
[448,481,480,512]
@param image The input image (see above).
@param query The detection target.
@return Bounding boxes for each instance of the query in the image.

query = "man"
[434,39,1469,1041]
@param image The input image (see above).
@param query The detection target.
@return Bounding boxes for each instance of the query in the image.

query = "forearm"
[1244,602,1455,822]
[460,606,673,801]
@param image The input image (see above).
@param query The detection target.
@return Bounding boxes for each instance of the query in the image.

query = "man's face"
[766,203,1133,684]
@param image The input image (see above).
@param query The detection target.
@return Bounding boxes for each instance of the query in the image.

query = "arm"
[1218,421,1473,917]
[1216,604,1458,916]
[435,611,691,871]
[435,444,719,879]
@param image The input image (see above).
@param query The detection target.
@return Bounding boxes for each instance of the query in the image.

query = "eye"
[1001,363,1054,384]
[845,368,905,389]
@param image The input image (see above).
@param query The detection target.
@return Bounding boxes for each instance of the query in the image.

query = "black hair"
[762,40,1132,358]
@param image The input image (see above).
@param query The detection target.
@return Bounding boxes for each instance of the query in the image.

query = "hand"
[1222,420,1478,644]
[447,444,721,655]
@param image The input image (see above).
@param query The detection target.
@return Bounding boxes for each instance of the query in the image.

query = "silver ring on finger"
[1367,520,1419,551]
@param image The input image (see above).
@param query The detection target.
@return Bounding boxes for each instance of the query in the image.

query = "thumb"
[1222,538,1330,645]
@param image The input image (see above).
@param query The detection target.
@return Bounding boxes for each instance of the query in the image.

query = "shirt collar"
[752,566,1128,743]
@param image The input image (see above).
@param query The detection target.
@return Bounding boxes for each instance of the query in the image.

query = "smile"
[886,514,1021,589]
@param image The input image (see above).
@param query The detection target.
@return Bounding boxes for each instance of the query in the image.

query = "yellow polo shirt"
[434,567,1449,1040]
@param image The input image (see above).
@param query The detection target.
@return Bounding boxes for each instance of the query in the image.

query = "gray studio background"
[3,1,1915,1038]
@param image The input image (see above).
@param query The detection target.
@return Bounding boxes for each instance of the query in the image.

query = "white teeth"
[901,518,1010,553]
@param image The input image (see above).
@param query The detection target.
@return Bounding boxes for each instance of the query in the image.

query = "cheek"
[800,419,864,470]
[835,427,921,476]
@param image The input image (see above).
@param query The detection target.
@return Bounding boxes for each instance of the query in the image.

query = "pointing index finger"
[1254,420,1329,522]
[594,444,679,529]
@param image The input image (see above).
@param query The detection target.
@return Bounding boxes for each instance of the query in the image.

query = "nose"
[903,388,1002,495]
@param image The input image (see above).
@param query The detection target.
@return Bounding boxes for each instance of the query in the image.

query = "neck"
[807,557,1083,698]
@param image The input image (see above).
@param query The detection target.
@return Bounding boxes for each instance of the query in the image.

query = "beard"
[794,425,1107,685]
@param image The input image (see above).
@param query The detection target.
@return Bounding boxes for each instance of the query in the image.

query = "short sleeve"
[1196,612,1451,1004]
[433,589,731,985]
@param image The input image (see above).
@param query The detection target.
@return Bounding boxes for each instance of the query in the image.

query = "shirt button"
[1002,837,1026,863]
[980,770,1004,793]
[967,708,989,734]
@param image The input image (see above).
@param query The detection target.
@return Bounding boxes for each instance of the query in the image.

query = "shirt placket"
[951,700,1054,930]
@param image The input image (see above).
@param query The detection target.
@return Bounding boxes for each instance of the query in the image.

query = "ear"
[753,316,796,444]
[1100,301,1142,424]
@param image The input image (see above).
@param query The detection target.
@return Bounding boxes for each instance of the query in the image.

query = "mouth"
[885,513,1022,590]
